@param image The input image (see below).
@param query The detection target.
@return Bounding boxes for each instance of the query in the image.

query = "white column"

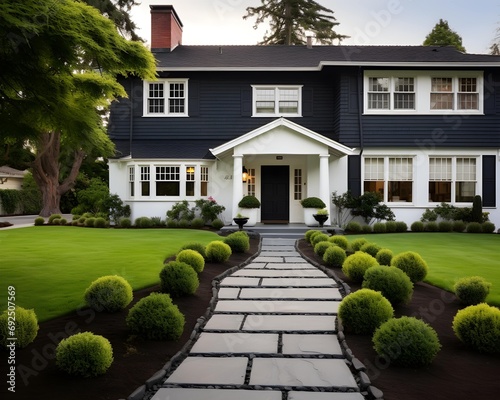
[232,155,243,223]
[319,154,331,223]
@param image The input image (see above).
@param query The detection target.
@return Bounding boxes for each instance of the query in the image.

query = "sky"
[131,0,500,54]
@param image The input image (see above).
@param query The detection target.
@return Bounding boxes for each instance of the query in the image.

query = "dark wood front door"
[261,166,289,223]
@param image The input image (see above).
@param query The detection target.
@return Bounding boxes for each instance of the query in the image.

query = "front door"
[261,165,289,223]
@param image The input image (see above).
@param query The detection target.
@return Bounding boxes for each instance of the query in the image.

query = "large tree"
[0,0,156,216]
[243,0,347,45]
[423,19,466,52]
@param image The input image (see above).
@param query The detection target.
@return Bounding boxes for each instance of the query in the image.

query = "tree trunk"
[284,2,292,45]
[31,132,85,217]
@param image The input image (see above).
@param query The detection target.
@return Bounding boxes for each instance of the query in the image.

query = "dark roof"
[113,140,219,159]
[154,45,500,70]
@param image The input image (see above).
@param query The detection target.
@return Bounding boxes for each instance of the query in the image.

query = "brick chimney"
[150,5,183,51]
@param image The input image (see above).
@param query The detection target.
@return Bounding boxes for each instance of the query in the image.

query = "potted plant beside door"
[237,195,260,227]
[300,197,327,226]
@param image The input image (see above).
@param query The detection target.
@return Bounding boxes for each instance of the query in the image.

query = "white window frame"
[143,79,189,117]
[364,71,483,115]
[155,166,180,196]
[252,85,302,117]
[128,166,135,198]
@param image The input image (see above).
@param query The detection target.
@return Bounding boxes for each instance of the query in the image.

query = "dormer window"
[144,79,188,117]
[252,85,302,117]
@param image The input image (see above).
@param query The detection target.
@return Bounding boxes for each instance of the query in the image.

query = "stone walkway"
[148,238,369,400]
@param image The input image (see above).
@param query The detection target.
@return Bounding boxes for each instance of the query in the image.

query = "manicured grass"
[0,227,220,321]
[347,233,500,306]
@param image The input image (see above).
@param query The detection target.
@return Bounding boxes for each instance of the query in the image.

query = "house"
[0,166,27,190]
[108,5,500,228]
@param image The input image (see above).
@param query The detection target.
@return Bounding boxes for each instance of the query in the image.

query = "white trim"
[143,79,189,117]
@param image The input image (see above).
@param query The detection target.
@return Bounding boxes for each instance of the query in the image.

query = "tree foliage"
[423,19,466,52]
[244,0,348,45]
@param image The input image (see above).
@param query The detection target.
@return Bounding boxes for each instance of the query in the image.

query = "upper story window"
[144,79,188,117]
[364,71,483,115]
[252,85,302,117]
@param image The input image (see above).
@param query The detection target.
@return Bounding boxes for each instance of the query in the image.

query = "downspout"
[129,78,134,157]
[357,67,364,156]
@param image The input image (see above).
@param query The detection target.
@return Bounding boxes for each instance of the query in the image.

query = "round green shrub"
[205,240,232,263]
[385,221,397,233]
[160,261,200,297]
[452,303,500,354]
[425,221,439,232]
[126,293,185,340]
[375,248,393,266]
[373,222,387,233]
[178,219,190,228]
[34,217,45,226]
[438,221,453,232]
[373,317,441,367]
[82,212,93,218]
[453,220,466,232]
[94,217,107,228]
[345,221,361,233]
[71,220,79,226]
[48,213,62,224]
[191,217,205,229]
[166,219,179,228]
[361,224,372,233]
[52,218,61,225]
[338,289,394,334]
[78,216,86,225]
[411,221,424,232]
[311,233,329,246]
[119,217,132,228]
[454,276,491,306]
[466,222,482,233]
[180,242,207,259]
[211,218,224,230]
[60,218,68,225]
[362,266,413,305]
[391,251,428,283]
[314,241,335,258]
[342,251,379,283]
[85,217,96,227]
[360,242,382,257]
[308,230,322,244]
[328,235,348,250]
[238,195,261,208]
[224,231,250,253]
[305,229,321,243]
[135,217,153,228]
[350,237,368,252]
[56,332,113,377]
[323,246,346,267]
[176,249,205,273]
[84,275,133,313]
[300,197,326,208]
[395,221,408,232]
[0,307,39,349]
[481,222,496,233]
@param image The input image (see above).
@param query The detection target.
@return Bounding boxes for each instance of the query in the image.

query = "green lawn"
[0,227,220,322]
[348,233,500,306]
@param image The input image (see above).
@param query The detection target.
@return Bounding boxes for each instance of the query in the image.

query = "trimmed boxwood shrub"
[178,219,190,228]
[135,216,153,228]
[438,220,453,232]
[166,219,178,228]
[238,195,261,208]
[60,218,68,225]
[94,217,107,228]
[323,246,346,268]
[205,241,232,263]
[375,248,393,266]
[180,242,207,259]
[328,235,348,250]
[314,241,335,258]
[338,289,394,334]
[342,251,379,283]
[211,218,224,230]
[373,222,387,233]
[311,233,329,246]
[391,251,428,283]
[84,217,96,227]
[345,221,361,233]
[385,221,397,233]
[481,221,496,233]
[305,229,321,243]
[191,217,205,229]
[34,217,45,226]
[362,266,413,305]
[350,238,368,252]
[452,304,500,354]
[360,242,382,257]
[48,214,62,224]
[160,261,199,297]
[52,218,61,225]
[373,317,441,367]
[176,249,205,273]
[126,293,185,341]
[0,307,39,349]
[425,221,439,232]
[453,276,491,306]
[361,224,372,233]
[453,220,466,232]
[224,231,250,253]
[84,275,133,313]
[411,221,424,232]
[119,218,132,228]
[56,332,113,377]
[300,196,326,208]
[466,222,482,233]
[395,221,408,232]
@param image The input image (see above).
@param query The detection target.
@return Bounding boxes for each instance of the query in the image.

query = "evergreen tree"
[244,0,348,45]
[423,19,466,52]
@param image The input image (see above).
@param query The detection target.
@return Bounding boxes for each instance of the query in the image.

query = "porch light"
[242,166,248,182]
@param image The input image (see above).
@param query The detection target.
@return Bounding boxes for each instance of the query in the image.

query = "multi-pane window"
[431,77,479,111]
[367,77,415,110]
[200,166,209,197]
[363,157,413,202]
[186,166,195,197]
[458,78,479,110]
[363,158,385,197]
[294,169,302,201]
[140,166,150,196]
[247,168,256,197]
[367,78,390,110]
[394,78,415,110]
[456,158,476,202]
[429,158,452,202]
[145,80,188,116]
[428,157,476,203]
[253,86,301,116]
[431,78,453,110]
[156,166,180,196]
[129,166,135,197]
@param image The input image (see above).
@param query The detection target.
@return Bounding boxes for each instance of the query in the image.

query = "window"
[144,80,188,116]
[247,168,256,197]
[186,166,195,197]
[456,158,476,202]
[294,169,302,200]
[156,166,180,196]
[140,166,150,196]
[429,158,452,202]
[253,86,302,117]
[431,78,453,110]
[367,77,415,111]
[458,78,479,110]
[394,78,415,110]
[128,166,135,197]
[200,166,209,197]
[428,157,477,203]
[363,157,413,202]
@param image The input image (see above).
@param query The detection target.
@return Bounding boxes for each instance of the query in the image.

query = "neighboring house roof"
[0,166,27,178]
[155,45,500,71]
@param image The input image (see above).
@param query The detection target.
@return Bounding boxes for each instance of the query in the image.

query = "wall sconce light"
[242,166,248,182]
[0,177,8,184]
[186,166,195,174]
